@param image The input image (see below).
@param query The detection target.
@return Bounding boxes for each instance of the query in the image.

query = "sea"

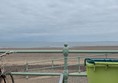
[0,41,118,48]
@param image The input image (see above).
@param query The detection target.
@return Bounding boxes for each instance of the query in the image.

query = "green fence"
[1,44,118,83]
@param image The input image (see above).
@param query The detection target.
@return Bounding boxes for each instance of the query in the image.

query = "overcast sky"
[0,0,118,42]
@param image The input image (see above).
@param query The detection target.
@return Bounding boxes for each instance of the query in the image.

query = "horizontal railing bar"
[10,72,61,76]
[69,72,87,77]
[0,50,62,53]
[9,72,87,77]
[1,50,118,53]
[69,50,118,53]
[28,64,84,71]
[28,54,104,64]
[28,56,80,64]
[28,65,64,70]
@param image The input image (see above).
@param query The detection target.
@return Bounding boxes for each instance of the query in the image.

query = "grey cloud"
[1,0,118,42]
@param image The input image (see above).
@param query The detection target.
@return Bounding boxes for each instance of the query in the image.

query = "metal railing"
[0,44,118,83]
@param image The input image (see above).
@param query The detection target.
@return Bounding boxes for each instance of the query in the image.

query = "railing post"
[78,57,81,73]
[63,44,69,83]
[25,62,29,79]
[59,74,64,83]
[105,53,108,58]
[52,59,54,70]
